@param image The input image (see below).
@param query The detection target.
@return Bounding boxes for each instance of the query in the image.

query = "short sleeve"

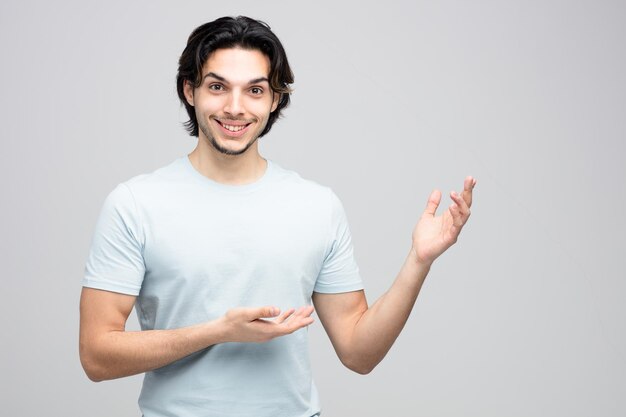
[82,183,145,295]
[313,190,364,294]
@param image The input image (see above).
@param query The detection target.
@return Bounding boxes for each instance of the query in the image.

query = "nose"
[224,90,245,117]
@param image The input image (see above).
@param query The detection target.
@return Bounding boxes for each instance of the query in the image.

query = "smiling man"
[191,50,276,156]
[79,16,476,417]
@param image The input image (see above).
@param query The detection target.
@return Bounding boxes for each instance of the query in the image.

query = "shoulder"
[110,157,187,201]
[125,157,184,187]
[93,158,187,224]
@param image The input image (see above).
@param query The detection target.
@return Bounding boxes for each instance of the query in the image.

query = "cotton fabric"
[83,156,363,417]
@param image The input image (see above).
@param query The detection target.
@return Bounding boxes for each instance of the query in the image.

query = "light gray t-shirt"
[83,156,363,417]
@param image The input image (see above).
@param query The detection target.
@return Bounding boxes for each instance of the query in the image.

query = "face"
[184,47,279,156]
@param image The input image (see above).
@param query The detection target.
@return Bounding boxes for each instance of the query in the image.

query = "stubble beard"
[198,116,261,156]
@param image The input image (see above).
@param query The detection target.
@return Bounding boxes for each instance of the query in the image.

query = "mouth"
[214,119,252,137]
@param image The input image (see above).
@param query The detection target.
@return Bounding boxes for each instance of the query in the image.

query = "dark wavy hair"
[176,16,294,138]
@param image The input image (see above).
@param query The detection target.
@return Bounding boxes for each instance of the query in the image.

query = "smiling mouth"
[215,120,252,132]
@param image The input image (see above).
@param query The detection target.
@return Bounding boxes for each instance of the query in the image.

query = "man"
[79,16,475,417]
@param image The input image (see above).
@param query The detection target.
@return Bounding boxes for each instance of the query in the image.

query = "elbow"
[79,345,108,382]
[84,370,105,383]
[349,364,374,375]
[340,354,377,375]
[81,361,105,382]
[80,355,105,382]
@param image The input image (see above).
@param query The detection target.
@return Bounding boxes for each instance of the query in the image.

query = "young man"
[80,16,476,417]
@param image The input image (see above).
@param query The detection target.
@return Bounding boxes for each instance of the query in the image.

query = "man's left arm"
[312,176,476,374]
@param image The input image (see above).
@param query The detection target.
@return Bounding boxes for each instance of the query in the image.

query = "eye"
[250,87,264,95]
[208,83,225,92]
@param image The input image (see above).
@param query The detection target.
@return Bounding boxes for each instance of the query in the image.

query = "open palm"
[412,176,476,265]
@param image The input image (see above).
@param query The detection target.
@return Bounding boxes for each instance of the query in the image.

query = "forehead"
[202,47,271,83]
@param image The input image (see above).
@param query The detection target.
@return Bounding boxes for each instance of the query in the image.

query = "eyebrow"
[202,72,269,85]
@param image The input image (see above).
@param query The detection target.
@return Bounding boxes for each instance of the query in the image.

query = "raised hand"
[411,176,476,266]
[222,305,315,343]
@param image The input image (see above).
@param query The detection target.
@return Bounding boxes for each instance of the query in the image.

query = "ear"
[183,80,195,107]
[271,92,280,113]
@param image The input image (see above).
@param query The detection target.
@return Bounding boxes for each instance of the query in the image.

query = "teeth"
[221,123,247,132]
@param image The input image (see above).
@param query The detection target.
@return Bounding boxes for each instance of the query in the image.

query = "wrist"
[215,315,232,344]
[409,246,434,270]
[198,315,230,345]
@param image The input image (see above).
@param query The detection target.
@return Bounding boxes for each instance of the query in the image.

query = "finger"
[287,313,315,330]
[282,306,315,329]
[286,305,314,320]
[298,305,315,317]
[246,306,280,321]
[274,308,296,324]
[423,189,442,217]
[461,176,476,208]
[450,191,471,221]
[448,197,464,228]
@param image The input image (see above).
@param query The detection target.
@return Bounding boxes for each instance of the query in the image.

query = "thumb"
[423,189,441,217]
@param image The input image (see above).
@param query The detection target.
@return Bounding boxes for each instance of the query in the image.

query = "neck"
[188,136,267,185]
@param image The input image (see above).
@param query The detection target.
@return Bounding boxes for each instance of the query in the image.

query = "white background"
[1,0,624,415]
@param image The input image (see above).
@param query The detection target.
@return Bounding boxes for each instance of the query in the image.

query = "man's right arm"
[79,287,314,382]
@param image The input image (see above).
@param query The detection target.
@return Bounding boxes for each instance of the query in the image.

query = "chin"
[210,136,257,156]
